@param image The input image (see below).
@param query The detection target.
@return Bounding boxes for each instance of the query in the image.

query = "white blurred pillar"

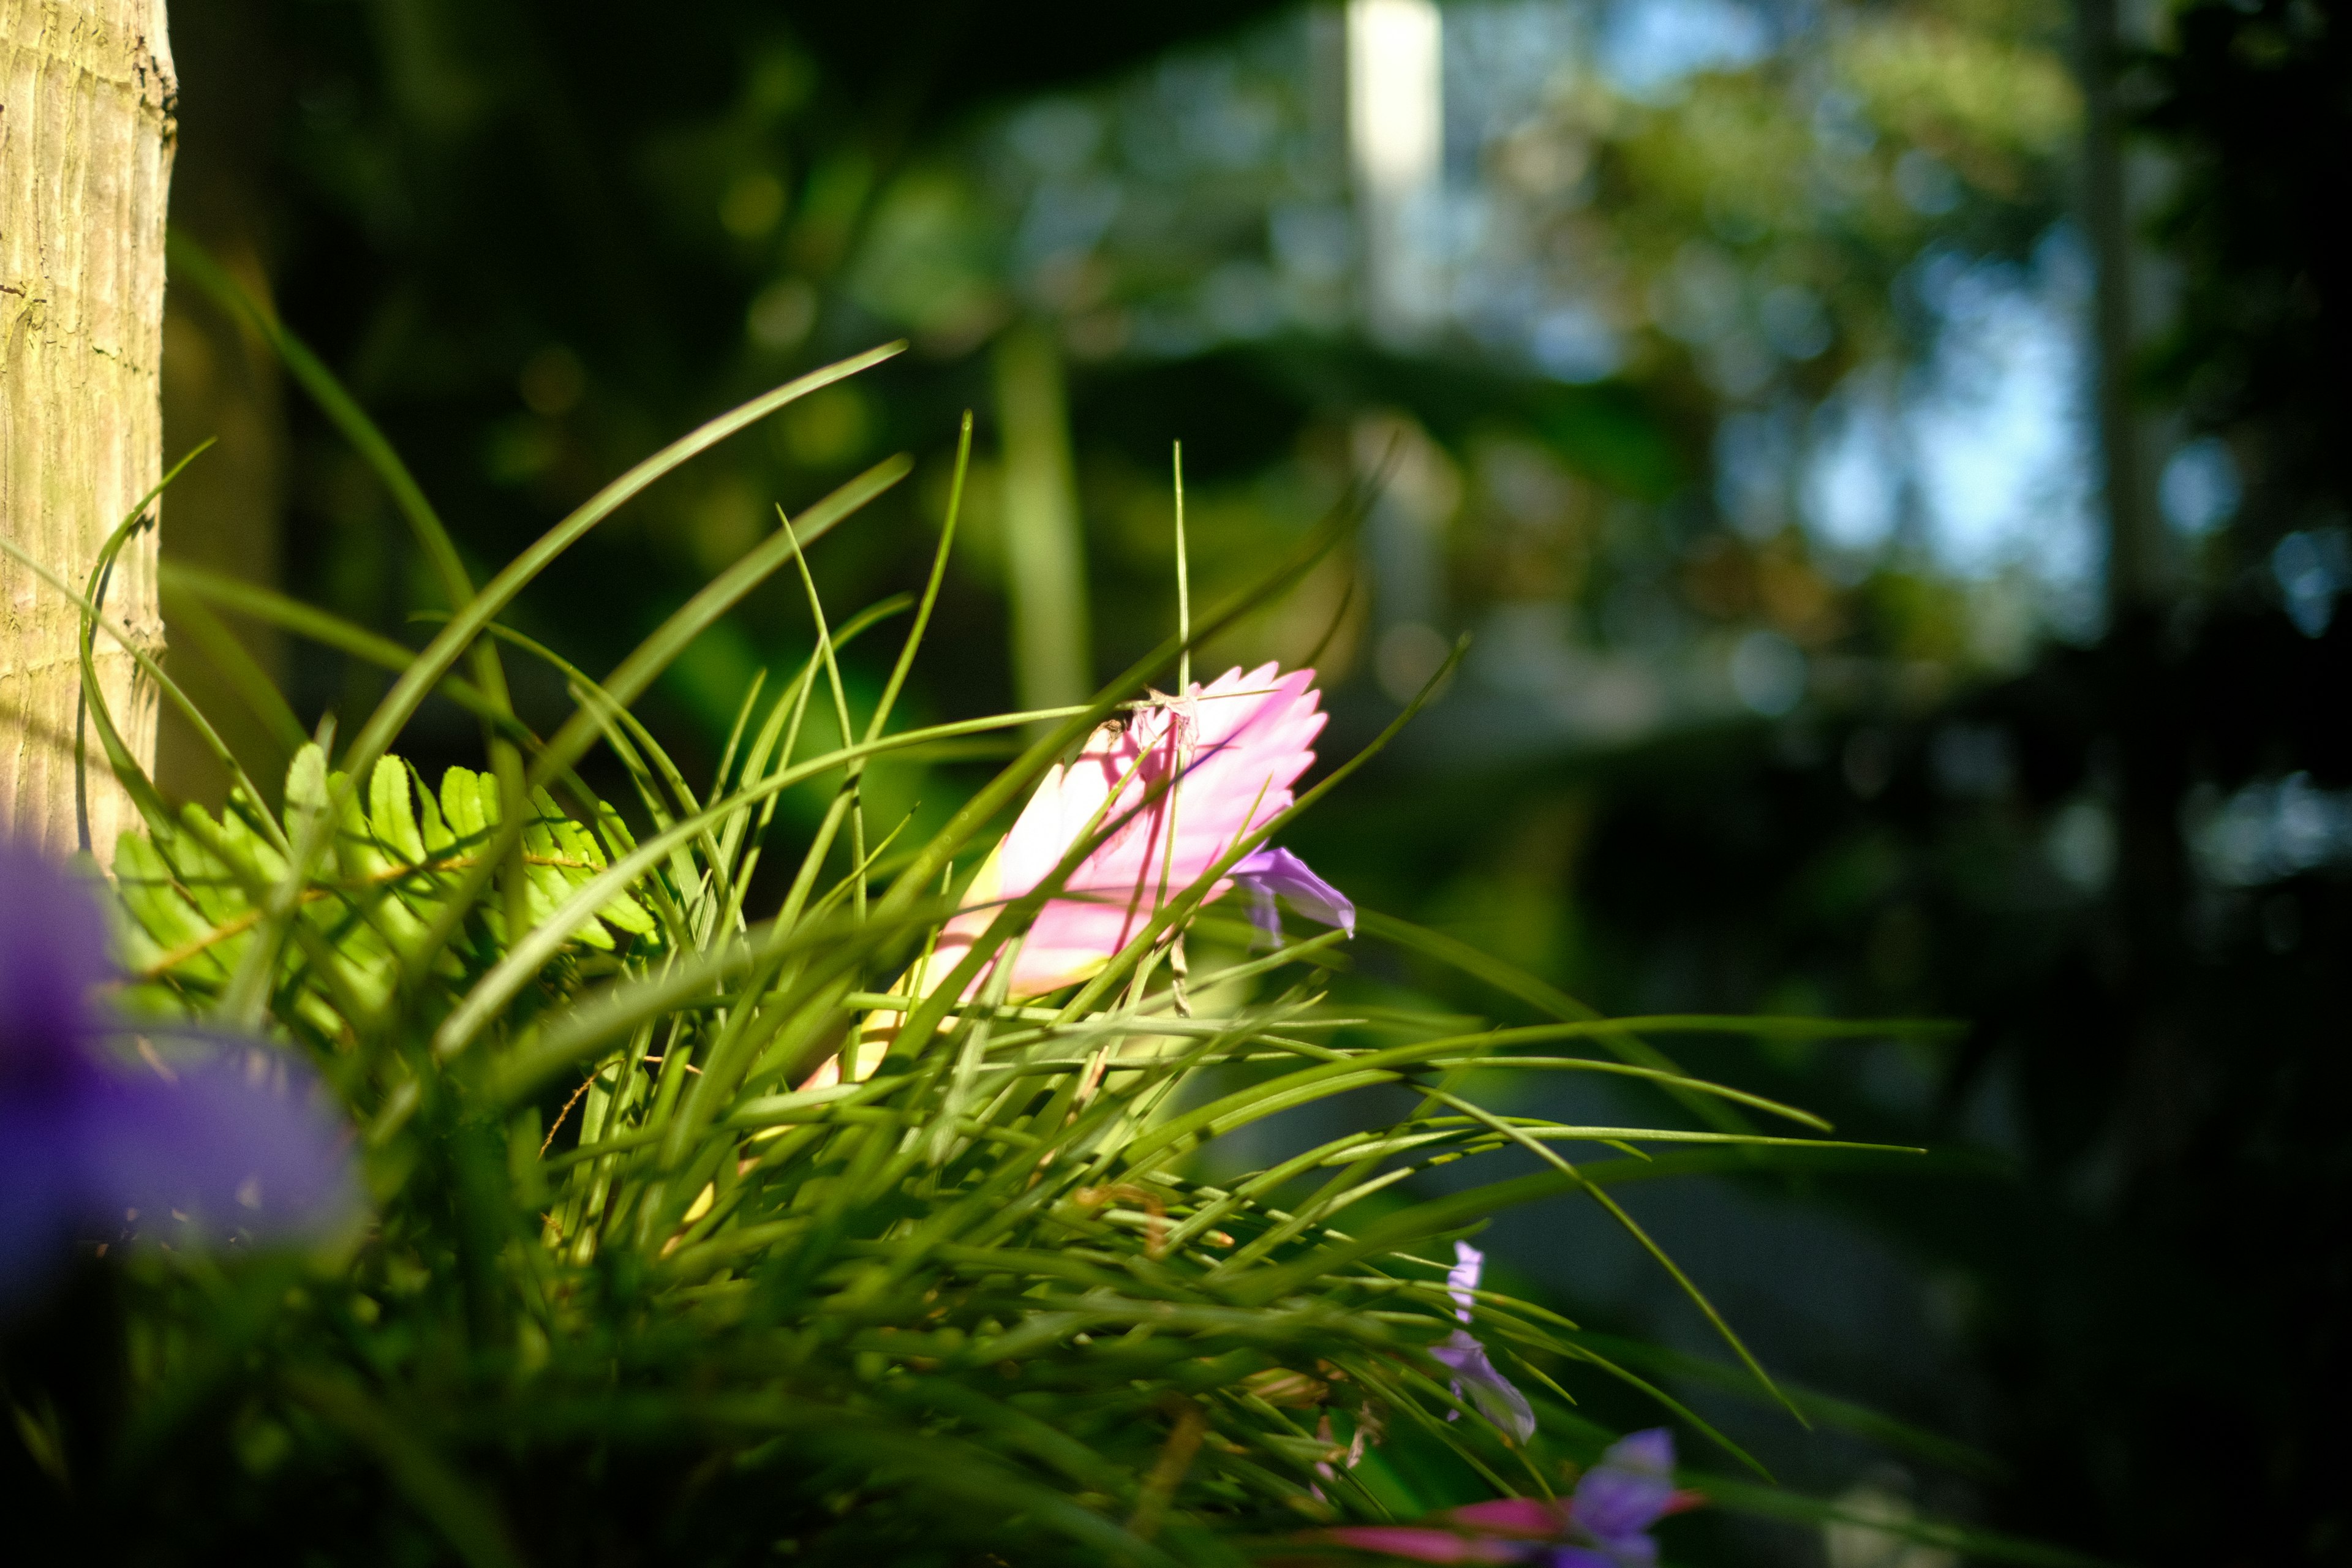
[1347,0,1444,346]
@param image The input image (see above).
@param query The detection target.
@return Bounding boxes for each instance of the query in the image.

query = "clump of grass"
[0,246,2047,1568]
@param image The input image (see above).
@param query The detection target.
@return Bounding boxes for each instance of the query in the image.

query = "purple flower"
[1568,1428,1679,1561]
[1431,1328,1539,1444]
[1309,1429,1694,1566]
[0,841,359,1301]
[1430,1241,1537,1443]
[1231,846,1354,947]
[1446,1238,1487,1318]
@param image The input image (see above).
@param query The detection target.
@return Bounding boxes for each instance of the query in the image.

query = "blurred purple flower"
[1446,1237,1488,1316]
[1314,1428,1695,1566]
[1231,846,1355,947]
[1429,1241,1537,1443]
[1565,1428,1680,1563]
[0,841,359,1300]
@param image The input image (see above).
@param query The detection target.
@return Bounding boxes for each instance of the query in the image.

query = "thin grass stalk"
[780,511,864,923]
[156,580,307,762]
[712,668,769,804]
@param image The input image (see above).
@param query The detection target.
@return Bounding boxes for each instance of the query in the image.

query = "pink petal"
[1444,1497,1574,1537]
[931,664,1325,1000]
[1315,1528,1520,1563]
[814,666,1330,1084]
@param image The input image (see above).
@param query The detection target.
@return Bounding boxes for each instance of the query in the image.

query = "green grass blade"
[1173,440,1191,693]
[156,577,307,760]
[1698,1475,2111,1567]
[1569,1331,2005,1478]
[1356,909,1757,1135]
[867,411,970,746]
[712,668,769,799]
[168,233,477,616]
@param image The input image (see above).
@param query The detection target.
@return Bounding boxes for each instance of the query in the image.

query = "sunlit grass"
[1,237,2078,1568]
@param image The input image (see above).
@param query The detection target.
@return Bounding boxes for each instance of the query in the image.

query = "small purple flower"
[1518,1429,1688,1567]
[1231,846,1355,947]
[1446,1238,1487,1318]
[1310,1428,1694,1566]
[1431,1328,1539,1444]
[1568,1428,1679,1561]
[0,841,359,1302]
[1429,1241,1537,1443]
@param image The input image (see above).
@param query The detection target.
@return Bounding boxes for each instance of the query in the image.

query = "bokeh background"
[154,2,2348,1564]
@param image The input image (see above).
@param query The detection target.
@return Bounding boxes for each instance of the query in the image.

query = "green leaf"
[112,832,232,985]
[370,758,428,865]
[413,763,456,854]
[441,766,489,840]
[284,742,330,838]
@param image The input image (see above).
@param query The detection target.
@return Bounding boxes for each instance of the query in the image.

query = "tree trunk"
[0,0,173,862]
[2076,0,2168,619]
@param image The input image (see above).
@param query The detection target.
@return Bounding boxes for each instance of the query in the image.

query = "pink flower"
[917,662,1335,997]
[1307,1526,1529,1563]
[822,665,1343,1084]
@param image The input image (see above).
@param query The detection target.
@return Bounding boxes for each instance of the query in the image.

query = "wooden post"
[0,0,174,861]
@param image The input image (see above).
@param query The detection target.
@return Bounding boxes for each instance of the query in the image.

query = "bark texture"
[0,0,173,861]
